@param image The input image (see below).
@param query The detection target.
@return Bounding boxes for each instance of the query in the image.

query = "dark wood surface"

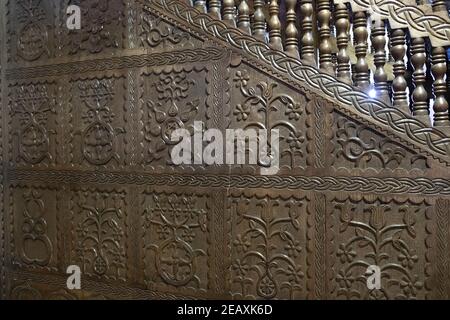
[0,0,449,300]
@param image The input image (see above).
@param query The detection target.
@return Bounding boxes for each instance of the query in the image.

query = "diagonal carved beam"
[336,0,450,46]
[143,0,450,165]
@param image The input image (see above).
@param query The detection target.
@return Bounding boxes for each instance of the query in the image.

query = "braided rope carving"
[344,0,450,46]
[8,169,450,195]
[145,0,450,164]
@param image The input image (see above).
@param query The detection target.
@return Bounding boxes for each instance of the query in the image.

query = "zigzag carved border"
[144,0,450,166]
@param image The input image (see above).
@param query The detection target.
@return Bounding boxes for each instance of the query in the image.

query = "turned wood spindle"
[285,0,300,59]
[353,11,370,89]
[371,20,389,102]
[222,0,237,27]
[390,29,408,108]
[237,0,251,34]
[411,37,429,117]
[268,0,283,51]
[431,46,450,126]
[300,0,315,63]
[317,0,333,72]
[194,0,207,13]
[335,3,351,82]
[431,0,449,125]
[432,0,447,12]
[208,0,221,19]
[252,0,267,41]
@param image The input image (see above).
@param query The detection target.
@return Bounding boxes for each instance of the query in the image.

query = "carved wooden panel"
[10,184,59,272]
[227,190,308,300]
[1,0,450,301]
[328,195,432,300]
[142,188,210,295]
[69,187,128,281]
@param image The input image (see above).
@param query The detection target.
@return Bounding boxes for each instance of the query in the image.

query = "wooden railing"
[184,0,450,129]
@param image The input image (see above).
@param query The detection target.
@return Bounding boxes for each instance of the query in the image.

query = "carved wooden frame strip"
[5,48,229,80]
[7,168,450,195]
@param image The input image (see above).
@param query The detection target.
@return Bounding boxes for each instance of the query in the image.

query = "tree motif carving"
[230,194,306,299]
[144,71,200,164]
[333,198,429,300]
[10,83,56,164]
[15,0,50,61]
[65,0,123,54]
[143,192,208,292]
[233,70,306,169]
[76,79,125,165]
[72,189,126,280]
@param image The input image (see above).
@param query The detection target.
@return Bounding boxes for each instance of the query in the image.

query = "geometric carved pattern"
[228,191,307,299]
[70,188,127,281]
[142,190,209,294]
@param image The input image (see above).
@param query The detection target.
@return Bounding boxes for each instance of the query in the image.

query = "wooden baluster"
[390,29,408,108]
[285,0,300,58]
[194,0,207,13]
[237,0,251,34]
[335,3,351,82]
[431,0,450,125]
[208,0,221,19]
[253,0,267,41]
[371,19,389,102]
[432,0,447,12]
[317,0,333,72]
[268,0,283,51]
[300,0,315,63]
[353,11,370,90]
[411,37,429,119]
[223,0,237,27]
[431,46,450,126]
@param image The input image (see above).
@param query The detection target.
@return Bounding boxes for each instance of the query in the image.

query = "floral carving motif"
[15,0,49,61]
[144,71,200,164]
[10,83,56,164]
[72,189,126,280]
[140,13,190,48]
[76,79,125,165]
[230,195,306,299]
[335,116,428,170]
[334,200,426,299]
[143,192,208,291]
[65,0,123,54]
[233,70,306,168]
